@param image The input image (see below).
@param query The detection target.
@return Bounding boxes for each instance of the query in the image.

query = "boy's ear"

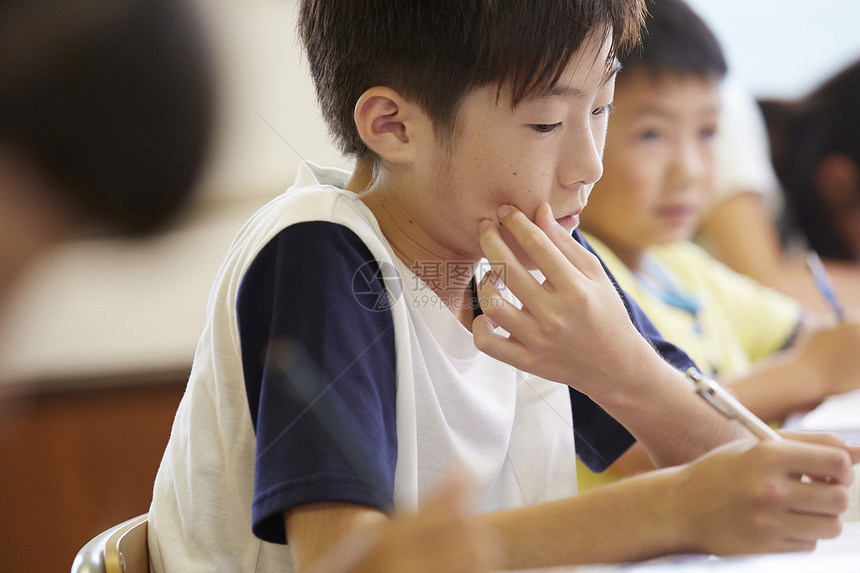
[354,87,427,165]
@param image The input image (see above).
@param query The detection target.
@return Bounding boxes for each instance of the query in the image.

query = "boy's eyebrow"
[628,105,678,119]
[525,59,622,102]
[626,102,721,120]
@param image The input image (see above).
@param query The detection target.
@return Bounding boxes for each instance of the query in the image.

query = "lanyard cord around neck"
[635,255,703,327]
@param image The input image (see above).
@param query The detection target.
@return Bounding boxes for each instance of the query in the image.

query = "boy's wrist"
[789,348,828,406]
[579,344,675,412]
[624,467,700,556]
[665,464,707,554]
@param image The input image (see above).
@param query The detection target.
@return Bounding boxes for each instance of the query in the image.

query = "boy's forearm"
[587,349,747,468]
[286,503,388,572]
[723,353,822,422]
[727,316,860,422]
[482,435,856,569]
[479,468,687,568]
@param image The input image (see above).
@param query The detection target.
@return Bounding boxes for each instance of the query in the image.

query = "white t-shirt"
[714,77,783,218]
[147,162,587,572]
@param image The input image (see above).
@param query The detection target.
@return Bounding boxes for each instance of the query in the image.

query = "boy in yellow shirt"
[579,0,860,485]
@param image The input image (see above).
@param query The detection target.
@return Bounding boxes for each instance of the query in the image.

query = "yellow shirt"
[585,234,801,377]
[577,234,802,491]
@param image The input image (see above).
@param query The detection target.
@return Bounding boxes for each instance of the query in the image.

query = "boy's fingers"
[496,205,582,285]
[782,479,851,517]
[779,432,860,479]
[780,431,860,465]
[412,473,501,573]
[472,315,529,368]
[478,218,544,302]
[775,511,843,545]
[533,203,605,281]
[420,472,468,512]
[474,269,532,336]
[471,315,498,350]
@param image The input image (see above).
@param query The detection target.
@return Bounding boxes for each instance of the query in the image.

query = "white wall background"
[3,0,859,385]
[0,0,344,384]
[685,0,860,99]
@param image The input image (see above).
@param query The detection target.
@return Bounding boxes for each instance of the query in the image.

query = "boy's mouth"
[555,208,583,230]
[656,204,696,225]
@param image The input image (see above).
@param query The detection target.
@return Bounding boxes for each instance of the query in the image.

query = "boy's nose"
[670,141,708,187]
[560,127,604,189]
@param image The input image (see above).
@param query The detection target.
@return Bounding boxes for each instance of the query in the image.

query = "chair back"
[71,513,149,573]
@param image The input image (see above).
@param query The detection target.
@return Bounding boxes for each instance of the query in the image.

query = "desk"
[0,371,187,573]
[569,395,860,572]
[784,389,860,444]
[510,522,860,572]
[783,389,860,522]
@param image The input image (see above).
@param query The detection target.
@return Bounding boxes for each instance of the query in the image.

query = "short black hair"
[0,0,215,236]
[620,0,727,81]
[299,0,647,160]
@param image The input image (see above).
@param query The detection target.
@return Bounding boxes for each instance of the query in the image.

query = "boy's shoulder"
[265,160,357,222]
[650,240,736,288]
[579,231,636,281]
[233,161,373,250]
[208,161,389,291]
[651,241,799,309]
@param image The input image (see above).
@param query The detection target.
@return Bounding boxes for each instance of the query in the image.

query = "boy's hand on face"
[473,203,656,394]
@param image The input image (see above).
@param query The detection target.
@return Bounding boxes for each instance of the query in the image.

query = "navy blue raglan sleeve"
[569,230,698,472]
[236,221,398,544]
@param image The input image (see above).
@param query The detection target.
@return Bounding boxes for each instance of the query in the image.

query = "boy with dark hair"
[578,0,860,486]
[149,1,859,571]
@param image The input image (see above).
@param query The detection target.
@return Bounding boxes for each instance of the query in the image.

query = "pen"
[806,250,844,321]
[686,368,782,441]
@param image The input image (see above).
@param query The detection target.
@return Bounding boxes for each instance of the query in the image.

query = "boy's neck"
[352,159,478,329]
[345,158,373,194]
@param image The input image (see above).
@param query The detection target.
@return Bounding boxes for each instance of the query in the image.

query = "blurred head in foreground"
[0,0,215,303]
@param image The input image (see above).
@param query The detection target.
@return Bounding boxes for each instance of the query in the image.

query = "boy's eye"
[639,129,660,142]
[532,123,561,133]
[592,103,614,116]
[699,126,717,140]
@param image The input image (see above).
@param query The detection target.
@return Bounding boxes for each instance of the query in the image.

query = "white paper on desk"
[796,389,860,431]
[845,465,860,523]
[545,524,860,573]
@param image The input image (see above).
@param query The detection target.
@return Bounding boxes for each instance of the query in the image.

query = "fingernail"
[498,204,512,219]
[478,219,492,233]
